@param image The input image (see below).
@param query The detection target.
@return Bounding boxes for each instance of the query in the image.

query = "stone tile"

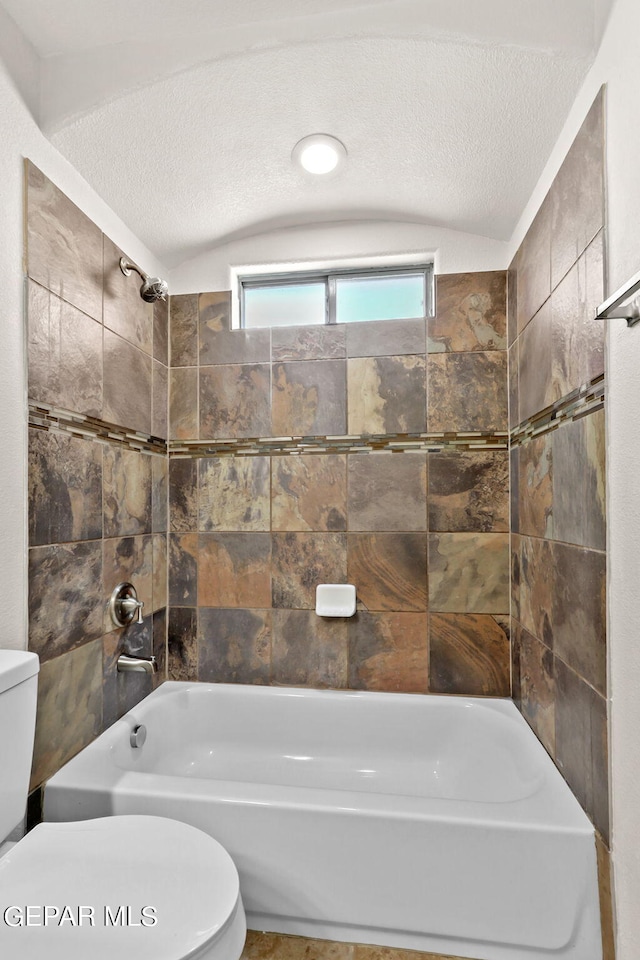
[518,435,553,539]
[519,535,554,648]
[152,607,167,687]
[518,623,555,754]
[102,628,126,730]
[348,453,427,531]
[516,192,551,335]
[273,360,346,437]
[273,324,345,361]
[103,447,152,538]
[272,610,348,688]
[518,300,553,422]
[272,455,347,532]
[428,533,510,614]
[103,237,153,355]
[169,533,198,605]
[29,541,103,662]
[26,162,103,322]
[242,931,354,959]
[347,611,428,693]
[169,458,198,531]
[427,353,507,432]
[198,608,271,684]
[550,89,605,289]
[596,834,616,960]
[152,360,168,438]
[199,533,271,607]
[152,455,168,534]
[27,280,102,417]
[507,256,518,347]
[511,534,521,623]
[272,532,347,609]
[346,318,426,358]
[555,658,609,842]
[348,356,426,434]
[429,271,506,352]
[103,329,152,434]
[510,446,519,535]
[511,616,522,707]
[429,613,510,696]
[200,364,271,439]
[199,456,270,531]
[200,291,271,365]
[102,535,153,632]
[170,293,198,366]
[551,541,606,695]
[31,639,102,789]
[551,408,606,551]
[153,297,169,365]
[428,450,508,533]
[152,534,168,612]
[508,338,519,430]
[348,533,427,611]
[168,607,198,681]
[170,367,198,439]
[354,945,469,960]
[28,428,102,546]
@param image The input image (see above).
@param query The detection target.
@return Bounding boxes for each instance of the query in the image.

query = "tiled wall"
[508,89,613,954]
[25,162,169,792]
[167,273,511,696]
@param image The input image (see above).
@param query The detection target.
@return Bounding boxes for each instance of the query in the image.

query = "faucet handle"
[109,582,145,628]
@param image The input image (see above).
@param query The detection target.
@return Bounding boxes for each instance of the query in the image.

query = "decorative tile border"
[28,402,167,455]
[510,375,605,447]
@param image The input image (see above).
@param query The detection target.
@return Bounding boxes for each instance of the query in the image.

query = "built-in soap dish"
[315,584,356,618]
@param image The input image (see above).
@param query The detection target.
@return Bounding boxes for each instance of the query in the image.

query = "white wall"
[508,0,640,953]
[0,57,166,652]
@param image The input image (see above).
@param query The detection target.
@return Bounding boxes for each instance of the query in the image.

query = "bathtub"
[43,682,602,960]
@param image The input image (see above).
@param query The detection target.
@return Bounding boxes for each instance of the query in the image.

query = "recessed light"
[292,134,347,175]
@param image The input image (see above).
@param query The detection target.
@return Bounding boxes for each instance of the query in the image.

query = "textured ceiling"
[0,0,610,268]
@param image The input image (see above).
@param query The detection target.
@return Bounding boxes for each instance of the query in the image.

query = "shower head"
[119,257,168,303]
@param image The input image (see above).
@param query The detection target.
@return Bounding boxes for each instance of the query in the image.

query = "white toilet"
[0,650,247,960]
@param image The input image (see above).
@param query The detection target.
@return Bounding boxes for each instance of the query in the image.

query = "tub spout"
[117,654,158,675]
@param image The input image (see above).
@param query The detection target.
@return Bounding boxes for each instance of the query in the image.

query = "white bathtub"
[44,683,602,960]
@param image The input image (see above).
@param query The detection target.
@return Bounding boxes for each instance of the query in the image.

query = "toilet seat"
[0,815,246,960]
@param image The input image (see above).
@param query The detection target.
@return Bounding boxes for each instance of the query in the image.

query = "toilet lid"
[0,815,240,960]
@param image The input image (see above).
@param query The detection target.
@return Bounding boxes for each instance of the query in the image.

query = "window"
[239,264,433,329]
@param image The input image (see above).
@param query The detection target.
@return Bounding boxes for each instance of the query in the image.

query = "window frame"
[238,263,434,329]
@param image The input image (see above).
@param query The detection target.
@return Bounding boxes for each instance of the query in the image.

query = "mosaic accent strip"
[510,374,604,448]
[29,402,167,455]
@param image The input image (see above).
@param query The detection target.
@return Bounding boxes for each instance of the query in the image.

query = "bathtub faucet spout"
[117,654,158,675]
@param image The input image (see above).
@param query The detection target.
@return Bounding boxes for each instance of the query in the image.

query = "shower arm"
[119,257,148,282]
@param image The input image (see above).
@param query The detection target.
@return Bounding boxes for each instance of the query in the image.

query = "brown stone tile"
[429,613,510,696]
[272,455,347,532]
[348,453,427,531]
[551,408,606,551]
[518,301,553,422]
[102,535,153,632]
[170,293,198,366]
[199,533,271,607]
[168,607,198,681]
[169,533,198,605]
[103,447,152,538]
[198,608,271,684]
[516,192,551,335]
[354,946,469,960]
[199,456,270,531]
[242,931,353,959]
[429,271,506,352]
[518,623,555,754]
[153,297,169,365]
[29,541,103,662]
[518,435,553,539]
[428,533,510,614]
[200,291,271,364]
[27,280,102,417]
[427,353,507,432]
[170,367,198,440]
[346,318,426,358]
[26,162,103,322]
[347,611,428,692]
[348,533,427,612]
[511,534,522,623]
[103,329,152,434]
[428,450,508,533]
[508,338,519,430]
[152,607,167,687]
[152,534,167,612]
[152,455,168,534]
[200,364,271,439]
[272,610,348,688]
[507,255,518,347]
[29,428,102,546]
[103,237,153,355]
[273,360,346,436]
[510,446,519,535]
[511,615,522,707]
[596,833,616,960]
[519,535,554,647]
[348,356,426,434]
[272,323,345,361]
[550,89,605,289]
[30,638,102,789]
[272,532,346,609]
[152,360,168,438]
[169,458,198,531]
[551,541,606,695]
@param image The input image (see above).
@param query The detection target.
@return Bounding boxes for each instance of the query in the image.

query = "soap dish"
[315,584,356,618]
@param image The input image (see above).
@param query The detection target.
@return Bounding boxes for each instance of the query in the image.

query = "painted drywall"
[507,0,640,953]
[0,58,166,652]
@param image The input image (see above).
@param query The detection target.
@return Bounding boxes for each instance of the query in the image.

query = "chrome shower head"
[119,257,168,303]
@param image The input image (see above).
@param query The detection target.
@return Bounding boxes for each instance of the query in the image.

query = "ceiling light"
[292,134,347,175]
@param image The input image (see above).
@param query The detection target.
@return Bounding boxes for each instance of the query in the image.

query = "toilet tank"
[0,651,39,842]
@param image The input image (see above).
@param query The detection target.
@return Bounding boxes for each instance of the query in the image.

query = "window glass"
[335,273,425,324]
[243,282,325,328]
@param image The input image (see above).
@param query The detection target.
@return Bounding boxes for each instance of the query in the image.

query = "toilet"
[0,650,247,960]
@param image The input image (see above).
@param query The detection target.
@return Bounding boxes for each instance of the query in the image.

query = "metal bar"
[595,268,640,327]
